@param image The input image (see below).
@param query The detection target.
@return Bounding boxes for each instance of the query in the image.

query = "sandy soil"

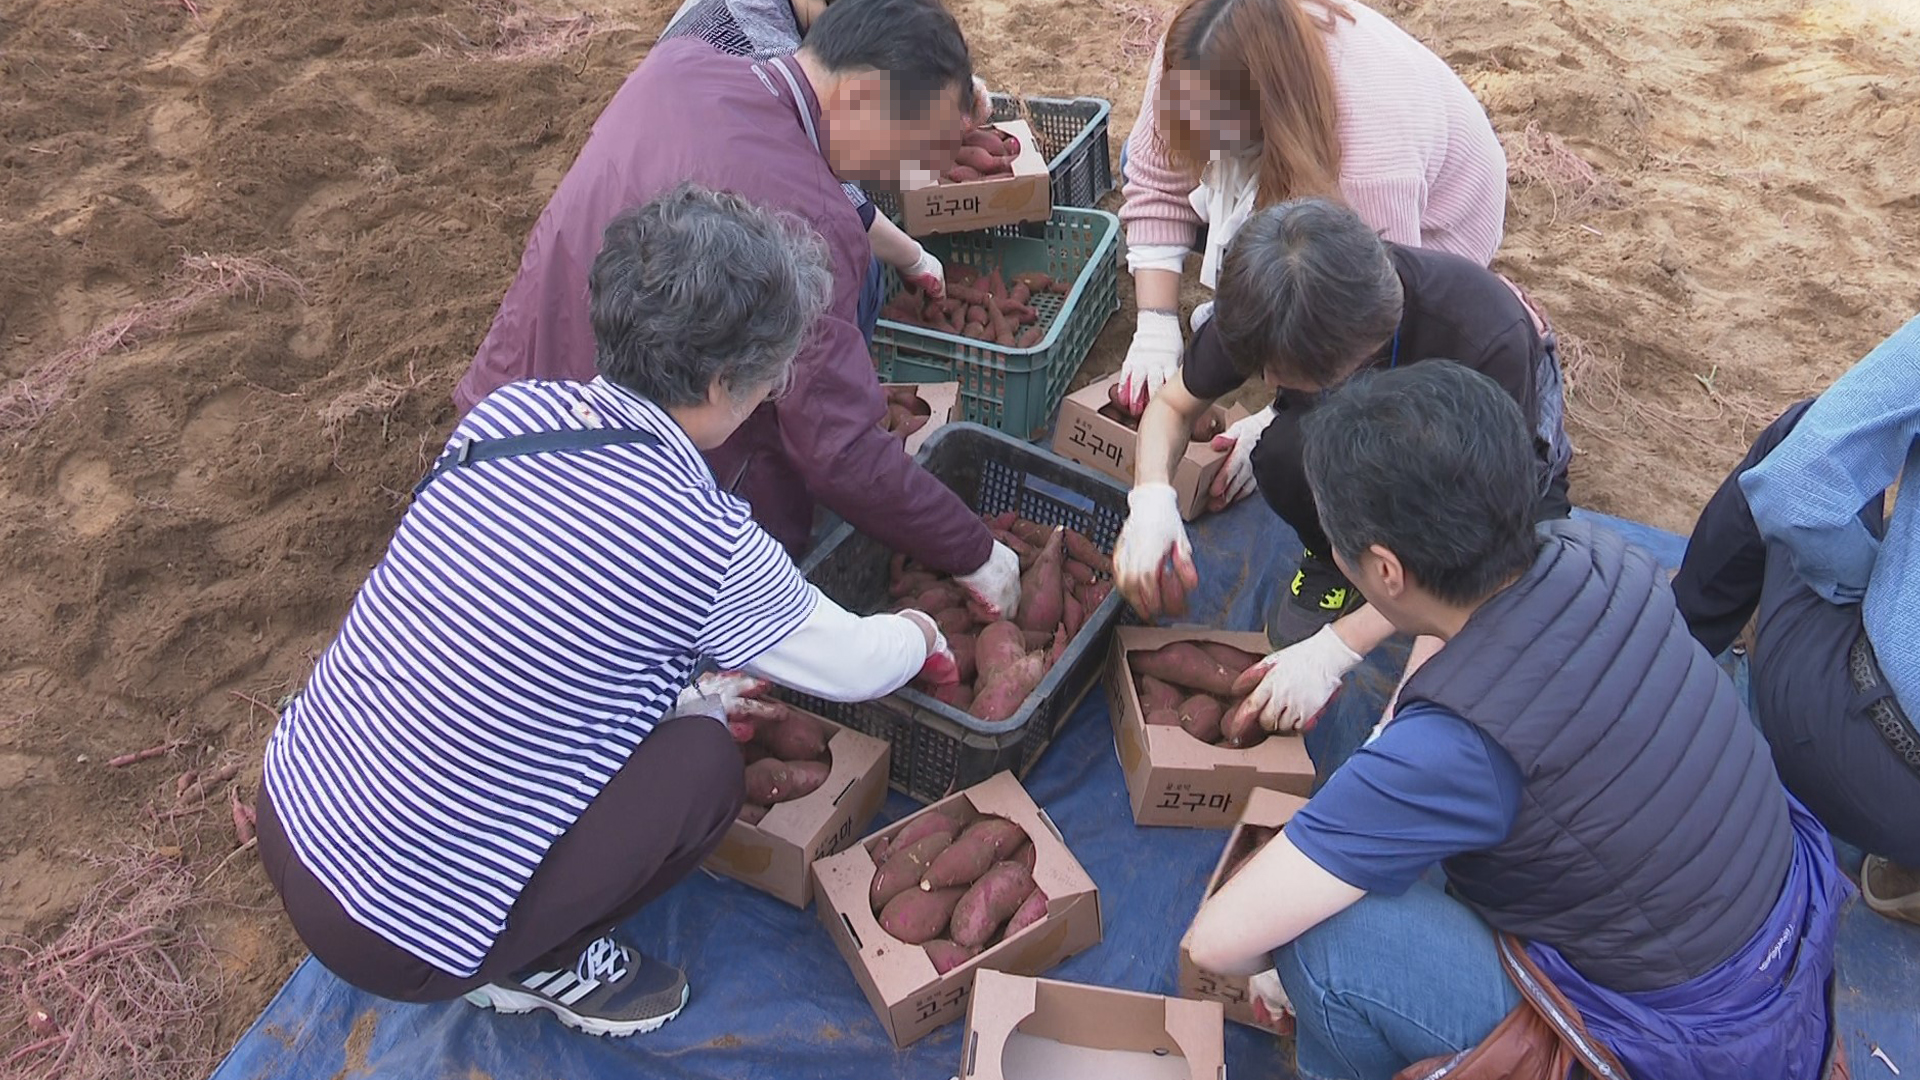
[0,0,1915,1071]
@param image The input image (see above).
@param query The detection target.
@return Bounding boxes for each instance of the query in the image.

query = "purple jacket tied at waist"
[454,41,991,575]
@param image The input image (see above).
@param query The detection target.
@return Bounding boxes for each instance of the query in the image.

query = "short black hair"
[1213,198,1404,387]
[801,0,974,120]
[1302,361,1538,605]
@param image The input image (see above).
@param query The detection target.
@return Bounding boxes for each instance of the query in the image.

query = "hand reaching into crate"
[878,264,1070,347]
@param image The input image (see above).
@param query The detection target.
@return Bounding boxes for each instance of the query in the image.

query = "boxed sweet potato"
[702,707,890,909]
[811,771,1103,1048]
[1177,787,1309,1027]
[1105,626,1316,828]
[878,380,959,456]
[898,119,1051,236]
[959,970,1226,1080]
[1052,372,1250,520]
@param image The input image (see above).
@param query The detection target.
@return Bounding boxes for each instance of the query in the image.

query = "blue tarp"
[212,502,1920,1080]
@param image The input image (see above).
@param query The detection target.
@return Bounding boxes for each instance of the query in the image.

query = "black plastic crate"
[869,94,1115,221]
[787,423,1129,803]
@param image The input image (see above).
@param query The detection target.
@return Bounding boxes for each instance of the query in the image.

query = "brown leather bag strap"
[1496,935,1633,1080]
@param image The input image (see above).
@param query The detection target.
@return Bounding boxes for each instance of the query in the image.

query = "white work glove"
[1206,404,1276,512]
[1247,969,1295,1035]
[897,609,961,685]
[971,76,994,126]
[955,540,1022,622]
[1224,624,1362,735]
[1113,483,1197,621]
[676,670,770,724]
[1117,311,1184,416]
[1189,299,1215,332]
[901,244,946,299]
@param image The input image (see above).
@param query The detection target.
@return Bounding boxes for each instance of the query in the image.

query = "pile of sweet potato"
[891,513,1113,722]
[866,806,1048,973]
[729,701,834,824]
[941,125,1022,183]
[879,384,932,442]
[879,264,1069,348]
[1098,382,1228,442]
[1130,641,1272,749]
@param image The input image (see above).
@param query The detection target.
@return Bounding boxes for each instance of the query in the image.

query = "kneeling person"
[258,186,950,1038]
[1186,362,1845,1080]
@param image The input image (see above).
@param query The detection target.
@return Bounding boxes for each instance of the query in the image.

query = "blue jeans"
[1273,879,1519,1080]
[857,256,885,346]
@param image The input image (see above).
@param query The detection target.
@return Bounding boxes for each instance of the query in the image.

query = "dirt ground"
[0,0,1915,1072]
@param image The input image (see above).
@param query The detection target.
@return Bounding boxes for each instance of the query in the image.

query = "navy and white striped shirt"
[264,377,816,977]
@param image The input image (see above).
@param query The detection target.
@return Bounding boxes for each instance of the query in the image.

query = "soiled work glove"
[901,244,946,299]
[1224,624,1362,734]
[897,609,960,685]
[1113,483,1197,621]
[955,540,1022,622]
[1117,311,1184,416]
[675,670,770,721]
[1207,405,1276,512]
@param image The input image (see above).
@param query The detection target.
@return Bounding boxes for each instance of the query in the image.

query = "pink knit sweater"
[1120,0,1508,265]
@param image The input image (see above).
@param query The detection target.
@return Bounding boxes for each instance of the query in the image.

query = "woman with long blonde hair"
[1116,0,1508,417]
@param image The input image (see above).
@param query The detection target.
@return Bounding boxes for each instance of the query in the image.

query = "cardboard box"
[960,970,1226,1080]
[1052,373,1250,520]
[1177,787,1308,1027]
[812,771,1103,1048]
[702,712,889,909]
[1105,626,1316,828]
[880,380,960,456]
[898,119,1051,237]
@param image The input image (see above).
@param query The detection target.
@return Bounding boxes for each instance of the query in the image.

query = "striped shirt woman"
[258,184,949,1038]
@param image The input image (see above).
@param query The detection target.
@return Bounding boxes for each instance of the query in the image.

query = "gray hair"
[1213,197,1404,388]
[589,183,833,407]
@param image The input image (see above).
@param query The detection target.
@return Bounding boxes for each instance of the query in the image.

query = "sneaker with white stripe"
[462,935,689,1037]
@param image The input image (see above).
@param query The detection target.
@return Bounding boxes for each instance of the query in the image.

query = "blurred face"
[821,74,970,190]
[1163,69,1255,157]
[1259,335,1396,396]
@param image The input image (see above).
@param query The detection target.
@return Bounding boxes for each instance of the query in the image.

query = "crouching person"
[1186,362,1847,1080]
[257,185,951,1038]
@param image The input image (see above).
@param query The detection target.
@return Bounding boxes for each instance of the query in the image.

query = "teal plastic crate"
[872,207,1120,441]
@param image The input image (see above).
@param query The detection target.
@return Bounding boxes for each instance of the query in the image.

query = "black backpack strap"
[413,427,662,495]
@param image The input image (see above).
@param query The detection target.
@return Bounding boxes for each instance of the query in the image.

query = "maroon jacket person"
[453,0,1021,613]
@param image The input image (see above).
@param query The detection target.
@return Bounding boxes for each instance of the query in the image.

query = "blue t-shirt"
[1286,702,1523,894]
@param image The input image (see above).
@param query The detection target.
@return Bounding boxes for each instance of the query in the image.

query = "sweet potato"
[1137,674,1185,712]
[954,145,1006,172]
[1004,887,1048,937]
[739,741,770,765]
[1218,703,1268,749]
[991,527,1038,565]
[737,803,770,825]
[985,271,1007,301]
[744,759,791,804]
[1006,519,1051,546]
[910,584,965,612]
[1065,559,1098,587]
[889,570,939,598]
[1145,707,1182,727]
[948,284,990,306]
[963,127,1010,153]
[967,304,988,326]
[924,938,982,974]
[1010,839,1037,873]
[923,818,1028,889]
[971,653,1045,721]
[961,321,988,339]
[1012,272,1055,294]
[950,861,1037,947]
[948,633,977,683]
[932,681,974,711]
[1062,593,1085,638]
[1131,642,1240,696]
[870,833,955,911]
[1015,527,1065,633]
[1020,628,1053,651]
[885,385,921,408]
[1009,282,1032,306]
[884,810,967,859]
[1191,409,1226,442]
[756,706,830,761]
[944,165,983,183]
[1177,694,1225,743]
[976,621,1028,673]
[1002,302,1039,324]
[1046,625,1069,666]
[879,886,966,945]
[935,608,973,636]
[1198,642,1265,676]
[983,510,1017,531]
[1078,580,1114,610]
[1160,561,1190,617]
[1014,326,1042,348]
[1062,530,1110,573]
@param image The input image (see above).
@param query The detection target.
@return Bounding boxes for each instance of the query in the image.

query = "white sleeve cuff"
[1127,243,1191,276]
